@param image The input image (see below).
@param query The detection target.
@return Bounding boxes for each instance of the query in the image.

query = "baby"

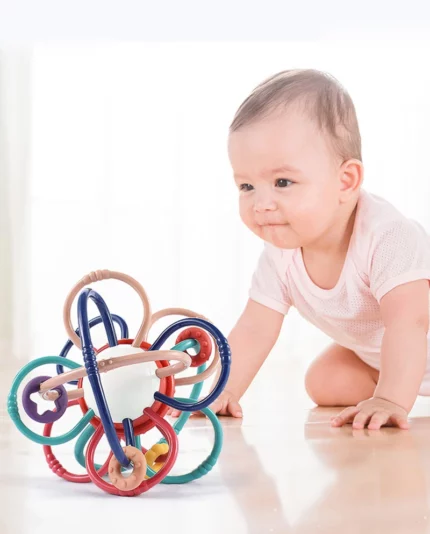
[175,69,430,430]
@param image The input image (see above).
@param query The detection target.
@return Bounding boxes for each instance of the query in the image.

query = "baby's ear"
[338,158,363,202]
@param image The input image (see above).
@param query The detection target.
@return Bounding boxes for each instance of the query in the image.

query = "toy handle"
[63,270,151,349]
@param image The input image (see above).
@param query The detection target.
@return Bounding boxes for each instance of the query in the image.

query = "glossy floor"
[2,358,430,534]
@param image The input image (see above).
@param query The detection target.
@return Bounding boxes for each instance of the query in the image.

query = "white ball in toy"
[83,344,160,423]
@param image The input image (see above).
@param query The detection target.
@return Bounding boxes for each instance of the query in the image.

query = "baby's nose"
[254,195,277,212]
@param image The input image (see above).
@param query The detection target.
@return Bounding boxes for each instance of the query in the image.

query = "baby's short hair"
[230,69,362,162]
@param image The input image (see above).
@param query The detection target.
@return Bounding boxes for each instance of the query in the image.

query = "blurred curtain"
[0,47,33,364]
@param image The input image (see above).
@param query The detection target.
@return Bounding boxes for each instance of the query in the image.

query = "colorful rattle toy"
[7,270,231,496]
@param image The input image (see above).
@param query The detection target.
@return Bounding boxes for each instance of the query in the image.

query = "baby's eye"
[276,179,293,188]
[239,183,254,192]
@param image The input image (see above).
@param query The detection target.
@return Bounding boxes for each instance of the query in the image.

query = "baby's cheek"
[291,203,327,237]
[240,210,262,239]
[239,203,253,225]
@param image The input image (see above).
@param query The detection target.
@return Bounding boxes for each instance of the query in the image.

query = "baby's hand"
[330,397,409,430]
[167,390,243,418]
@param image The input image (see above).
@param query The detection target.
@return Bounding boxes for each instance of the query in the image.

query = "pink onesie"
[249,189,430,395]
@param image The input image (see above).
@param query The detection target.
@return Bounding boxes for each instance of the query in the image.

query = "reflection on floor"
[2,356,430,534]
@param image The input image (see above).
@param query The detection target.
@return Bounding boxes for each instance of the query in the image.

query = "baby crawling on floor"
[172,68,430,430]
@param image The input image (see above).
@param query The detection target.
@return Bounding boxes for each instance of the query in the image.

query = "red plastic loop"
[77,339,175,436]
[85,407,179,496]
[42,400,112,483]
[175,328,212,367]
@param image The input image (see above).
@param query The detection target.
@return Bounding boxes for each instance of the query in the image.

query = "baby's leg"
[304,343,379,406]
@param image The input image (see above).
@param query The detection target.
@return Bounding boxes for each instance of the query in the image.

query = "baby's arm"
[375,279,429,411]
[169,298,284,418]
[213,298,284,416]
[333,279,429,430]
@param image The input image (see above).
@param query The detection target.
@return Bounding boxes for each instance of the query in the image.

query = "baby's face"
[228,108,344,249]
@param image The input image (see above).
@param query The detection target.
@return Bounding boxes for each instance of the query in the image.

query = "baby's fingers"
[331,406,360,427]
[210,397,243,417]
[208,399,223,415]
[352,410,374,429]
[367,411,390,430]
[390,412,409,430]
[227,400,243,418]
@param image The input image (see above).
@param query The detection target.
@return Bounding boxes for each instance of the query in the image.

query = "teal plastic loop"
[170,339,201,361]
[75,424,98,470]
[7,356,95,445]
[157,357,206,447]
[146,397,223,484]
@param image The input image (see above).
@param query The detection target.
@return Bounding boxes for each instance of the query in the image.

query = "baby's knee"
[304,360,334,406]
[304,357,355,406]
[304,352,377,407]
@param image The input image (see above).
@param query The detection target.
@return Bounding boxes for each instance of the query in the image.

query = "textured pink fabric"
[249,189,430,394]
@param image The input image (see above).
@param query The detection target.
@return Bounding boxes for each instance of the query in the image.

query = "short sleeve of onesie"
[248,243,292,315]
[368,218,430,302]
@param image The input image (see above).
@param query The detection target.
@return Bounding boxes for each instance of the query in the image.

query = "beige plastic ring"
[39,350,192,394]
[63,270,221,389]
[146,307,220,386]
[108,446,146,491]
[63,270,151,349]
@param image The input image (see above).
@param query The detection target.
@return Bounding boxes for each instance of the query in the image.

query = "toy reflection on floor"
[7,270,231,496]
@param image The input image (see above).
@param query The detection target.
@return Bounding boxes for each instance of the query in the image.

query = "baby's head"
[228,69,363,249]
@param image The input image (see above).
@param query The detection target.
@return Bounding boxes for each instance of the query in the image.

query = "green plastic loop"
[146,359,225,484]
[146,397,223,484]
[7,356,95,445]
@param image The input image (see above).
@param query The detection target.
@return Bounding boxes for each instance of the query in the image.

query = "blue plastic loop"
[57,314,129,384]
[150,318,231,412]
[123,418,135,447]
[78,288,131,468]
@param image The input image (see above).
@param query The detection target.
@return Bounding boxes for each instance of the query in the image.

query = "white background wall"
[23,40,430,369]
